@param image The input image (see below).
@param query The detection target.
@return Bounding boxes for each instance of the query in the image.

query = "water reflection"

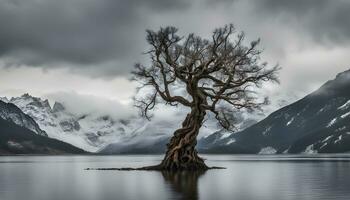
[1,155,350,200]
[161,170,205,200]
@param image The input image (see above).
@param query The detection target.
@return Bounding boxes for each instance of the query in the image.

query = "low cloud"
[1,0,350,78]
[46,91,135,121]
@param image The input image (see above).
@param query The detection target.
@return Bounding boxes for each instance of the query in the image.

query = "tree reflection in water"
[161,170,205,200]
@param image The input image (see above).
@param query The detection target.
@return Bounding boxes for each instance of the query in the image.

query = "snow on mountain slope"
[202,69,350,154]
[6,94,176,152]
[0,100,47,136]
[5,94,136,152]
[0,116,86,154]
[0,97,9,103]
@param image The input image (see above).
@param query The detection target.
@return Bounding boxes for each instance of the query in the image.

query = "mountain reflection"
[161,170,205,200]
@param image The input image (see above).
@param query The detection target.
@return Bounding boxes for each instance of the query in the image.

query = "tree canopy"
[132,24,279,130]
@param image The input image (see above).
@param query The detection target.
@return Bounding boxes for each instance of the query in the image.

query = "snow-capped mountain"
[0,100,47,136]
[0,97,9,103]
[200,69,350,154]
[6,94,176,152]
[0,116,85,154]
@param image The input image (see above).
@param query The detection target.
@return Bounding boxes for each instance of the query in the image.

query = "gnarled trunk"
[87,104,225,171]
[158,108,208,170]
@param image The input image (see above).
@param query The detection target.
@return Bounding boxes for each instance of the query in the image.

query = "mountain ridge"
[200,68,350,154]
[0,100,47,136]
[0,106,86,154]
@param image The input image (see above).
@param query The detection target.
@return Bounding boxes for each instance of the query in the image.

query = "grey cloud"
[0,0,189,76]
[0,0,349,79]
[256,0,350,45]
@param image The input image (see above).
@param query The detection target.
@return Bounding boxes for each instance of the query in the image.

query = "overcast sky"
[1,0,350,113]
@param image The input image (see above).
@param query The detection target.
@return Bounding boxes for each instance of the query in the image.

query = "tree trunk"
[156,108,208,170]
[86,105,225,171]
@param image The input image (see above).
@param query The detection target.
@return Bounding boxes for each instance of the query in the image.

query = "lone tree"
[132,24,279,171]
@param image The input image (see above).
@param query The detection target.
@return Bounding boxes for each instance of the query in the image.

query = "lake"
[0,154,350,200]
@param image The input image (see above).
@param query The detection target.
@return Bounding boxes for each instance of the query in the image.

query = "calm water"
[0,154,350,200]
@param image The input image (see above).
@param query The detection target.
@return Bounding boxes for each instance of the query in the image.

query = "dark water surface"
[0,154,350,200]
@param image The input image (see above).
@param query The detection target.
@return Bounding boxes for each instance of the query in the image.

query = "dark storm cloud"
[256,0,350,44]
[0,0,189,76]
[0,0,349,78]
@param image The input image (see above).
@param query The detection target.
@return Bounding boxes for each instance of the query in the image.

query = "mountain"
[200,69,350,154]
[0,117,85,154]
[7,94,164,152]
[0,97,9,103]
[0,99,84,154]
[0,100,47,136]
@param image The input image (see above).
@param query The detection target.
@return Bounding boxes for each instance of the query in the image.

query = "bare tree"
[132,24,279,170]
